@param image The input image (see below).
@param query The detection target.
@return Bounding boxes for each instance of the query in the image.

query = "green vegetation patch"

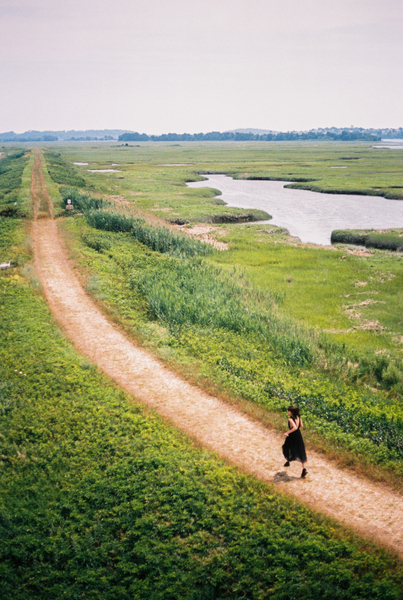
[0,218,22,261]
[2,227,403,598]
[60,219,403,477]
[59,186,214,257]
[86,212,213,258]
[0,149,30,216]
[44,149,86,187]
[41,144,403,478]
[332,229,403,252]
[136,257,313,365]
[59,186,108,211]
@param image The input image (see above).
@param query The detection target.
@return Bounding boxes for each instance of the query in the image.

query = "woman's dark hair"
[288,406,300,418]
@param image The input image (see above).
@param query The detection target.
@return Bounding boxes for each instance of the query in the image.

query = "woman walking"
[282,406,307,478]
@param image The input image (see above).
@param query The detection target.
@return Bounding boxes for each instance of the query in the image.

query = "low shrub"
[81,231,112,253]
[0,206,22,218]
[265,381,403,459]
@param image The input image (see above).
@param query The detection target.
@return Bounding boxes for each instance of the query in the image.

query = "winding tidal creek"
[187,175,403,245]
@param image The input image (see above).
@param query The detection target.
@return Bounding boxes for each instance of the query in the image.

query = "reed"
[85,207,214,257]
[367,232,403,252]
[60,186,108,211]
[135,258,315,366]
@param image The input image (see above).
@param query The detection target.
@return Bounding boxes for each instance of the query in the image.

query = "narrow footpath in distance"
[31,150,403,557]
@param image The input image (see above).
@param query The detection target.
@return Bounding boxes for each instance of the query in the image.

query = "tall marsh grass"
[134,254,403,389]
[60,187,108,211]
[332,229,403,252]
[135,258,315,366]
[86,207,214,257]
[85,208,137,233]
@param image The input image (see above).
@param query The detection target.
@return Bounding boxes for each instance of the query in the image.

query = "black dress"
[282,417,307,463]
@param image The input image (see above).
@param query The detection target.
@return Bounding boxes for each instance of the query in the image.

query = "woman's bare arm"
[284,418,298,437]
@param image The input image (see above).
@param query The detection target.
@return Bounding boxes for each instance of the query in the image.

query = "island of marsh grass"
[3,223,403,599]
[332,229,403,252]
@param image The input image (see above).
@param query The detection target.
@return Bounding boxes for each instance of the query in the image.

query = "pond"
[87,169,121,173]
[187,175,403,246]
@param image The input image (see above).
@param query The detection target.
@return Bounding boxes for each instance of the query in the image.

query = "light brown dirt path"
[31,148,53,219]
[31,153,403,557]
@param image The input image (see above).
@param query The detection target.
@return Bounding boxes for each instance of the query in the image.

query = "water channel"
[187,175,403,246]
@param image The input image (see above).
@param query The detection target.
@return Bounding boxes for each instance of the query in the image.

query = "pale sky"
[1,0,402,134]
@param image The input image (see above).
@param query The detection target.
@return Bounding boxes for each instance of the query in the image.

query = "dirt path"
[31,152,403,557]
[31,149,53,218]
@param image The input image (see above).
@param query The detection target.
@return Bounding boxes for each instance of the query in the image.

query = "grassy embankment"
[3,153,403,598]
[36,143,403,488]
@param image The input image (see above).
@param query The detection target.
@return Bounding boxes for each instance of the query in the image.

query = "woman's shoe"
[284,461,290,467]
[301,468,307,478]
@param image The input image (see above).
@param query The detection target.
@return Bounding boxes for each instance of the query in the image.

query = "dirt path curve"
[31,152,403,557]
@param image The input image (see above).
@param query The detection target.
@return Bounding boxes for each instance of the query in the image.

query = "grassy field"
[47,139,403,204]
[3,217,403,598]
[1,141,403,596]
[41,141,403,351]
[27,141,401,479]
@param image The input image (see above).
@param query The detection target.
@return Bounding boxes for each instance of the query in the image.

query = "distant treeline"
[118,128,390,142]
[2,127,403,143]
[0,130,132,142]
[0,134,59,142]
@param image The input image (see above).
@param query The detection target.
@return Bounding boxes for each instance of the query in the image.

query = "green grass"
[43,149,86,188]
[332,229,403,252]
[58,217,403,481]
[34,142,403,482]
[46,140,403,212]
[0,149,30,216]
[214,225,403,352]
[3,222,403,598]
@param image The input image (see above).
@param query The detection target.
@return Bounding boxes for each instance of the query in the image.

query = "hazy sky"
[1,0,402,134]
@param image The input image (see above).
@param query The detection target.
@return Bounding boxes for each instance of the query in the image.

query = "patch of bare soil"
[346,248,374,257]
[31,151,403,557]
[177,224,229,250]
[342,298,386,332]
[106,195,131,206]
